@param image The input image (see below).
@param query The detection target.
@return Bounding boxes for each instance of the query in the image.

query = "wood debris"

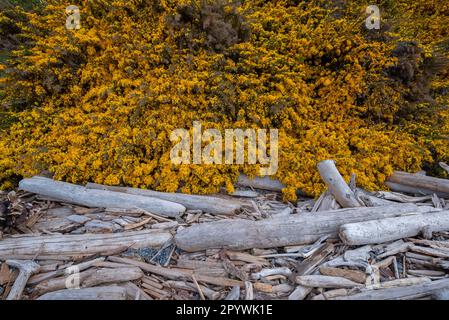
[2,161,449,300]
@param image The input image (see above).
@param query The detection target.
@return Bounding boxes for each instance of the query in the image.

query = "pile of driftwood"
[1,160,449,300]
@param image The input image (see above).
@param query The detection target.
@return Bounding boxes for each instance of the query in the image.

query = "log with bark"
[175,204,433,252]
[86,182,241,216]
[19,176,186,217]
[340,210,449,246]
[0,229,171,259]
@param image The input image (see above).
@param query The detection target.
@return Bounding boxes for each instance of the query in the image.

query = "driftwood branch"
[19,177,186,217]
[317,160,362,208]
[175,204,432,251]
[86,182,241,216]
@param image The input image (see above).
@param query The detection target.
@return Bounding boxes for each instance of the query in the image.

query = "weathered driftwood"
[0,229,171,259]
[29,257,105,286]
[164,280,220,300]
[119,281,153,300]
[236,175,285,192]
[311,288,352,300]
[339,210,449,245]
[6,260,40,300]
[86,182,241,216]
[82,267,143,287]
[19,177,185,217]
[317,160,362,208]
[296,275,362,289]
[440,162,449,175]
[386,171,449,198]
[37,286,128,300]
[175,204,431,251]
[333,278,449,300]
[35,268,96,295]
[319,267,366,284]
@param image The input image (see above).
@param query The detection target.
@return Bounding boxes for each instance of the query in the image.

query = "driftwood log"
[19,177,186,217]
[317,160,362,208]
[37,286,128,300]
[0,229,171,259]
[86,182,241,216]
[296,275,362,289]
[332,278,449,300]
[386,171,449,198]
[236,175,285,192]
[175,204,433,251]
[340,210,449,245]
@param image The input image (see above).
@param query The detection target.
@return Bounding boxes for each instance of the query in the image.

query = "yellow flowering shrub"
[0,0,448,199]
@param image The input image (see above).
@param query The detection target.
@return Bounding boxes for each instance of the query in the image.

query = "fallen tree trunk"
[37,286,128,300]
[340,210,449,246]
[386,171,449,198]
[19,177,186,217]
[175,204,432,252]
[86,182,241,216]
[317,160,362,208]
[332,278,449,300]
[0,229,171,259]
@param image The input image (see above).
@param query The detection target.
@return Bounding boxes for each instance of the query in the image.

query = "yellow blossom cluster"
[0,0,448,199]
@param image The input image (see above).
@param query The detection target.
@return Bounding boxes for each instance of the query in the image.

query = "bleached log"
[317,160,362,208]
[339,210,449,246]
[0,229,171,259]
[86,182,241,216]
[332,278,449,300]
[236,175,285,192]
[296,275,362,289]
[37,286,128,300]
[175,204,431,252]
[19,177,185,217]
[386,171,449,198]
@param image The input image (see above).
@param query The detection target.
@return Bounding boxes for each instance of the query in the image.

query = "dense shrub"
[0,0,448,199]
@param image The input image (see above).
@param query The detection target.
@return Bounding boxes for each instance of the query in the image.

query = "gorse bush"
[0,0,448,199]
